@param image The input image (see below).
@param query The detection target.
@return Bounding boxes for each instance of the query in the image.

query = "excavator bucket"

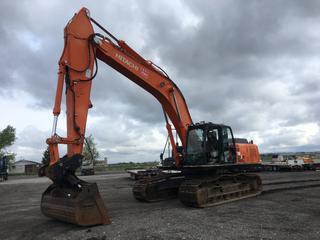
[41,181,111,226]
[39,154,111,226]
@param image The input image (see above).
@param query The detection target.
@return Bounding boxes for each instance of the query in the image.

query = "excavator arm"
[47,8,192,168]
[41,7,192,226]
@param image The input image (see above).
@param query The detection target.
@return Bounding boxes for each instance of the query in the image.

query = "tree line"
[42,134,100,165]
[0,125,100,167]
[0,125,16,164]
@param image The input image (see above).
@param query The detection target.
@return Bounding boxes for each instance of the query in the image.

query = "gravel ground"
[0,172,320,240]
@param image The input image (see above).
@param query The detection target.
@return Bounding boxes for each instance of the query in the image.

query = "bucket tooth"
[41,182,111,226]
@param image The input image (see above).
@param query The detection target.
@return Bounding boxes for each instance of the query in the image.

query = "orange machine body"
[236,143,261,164]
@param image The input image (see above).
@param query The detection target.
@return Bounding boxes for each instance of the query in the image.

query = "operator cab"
[184,122,236,166]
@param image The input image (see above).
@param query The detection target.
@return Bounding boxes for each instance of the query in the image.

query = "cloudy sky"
[0,0,319,163]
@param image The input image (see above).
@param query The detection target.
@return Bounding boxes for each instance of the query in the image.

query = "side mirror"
[160,153,163,161]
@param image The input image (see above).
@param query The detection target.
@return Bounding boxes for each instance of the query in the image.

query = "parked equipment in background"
[0,156,8,181]
[262,154,319,171]
[80,165,94,175]
[80,157,95,176]
[40,8,262,226]
[127,168,161,180]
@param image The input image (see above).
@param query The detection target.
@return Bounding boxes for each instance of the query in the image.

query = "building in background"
[10,160,40,175]
[95,157,108,167]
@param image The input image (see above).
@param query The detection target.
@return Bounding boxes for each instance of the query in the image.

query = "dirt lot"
[0,172,320,240]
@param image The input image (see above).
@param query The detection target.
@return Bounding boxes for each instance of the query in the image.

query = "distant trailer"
[0,172,8,181]
[0,157,8,181]
[127,169,161,180]
[306,163,320,171]
[262,161,320,171]
[127,168,181,180]
[81,168,95,176]
[128,162,320,180]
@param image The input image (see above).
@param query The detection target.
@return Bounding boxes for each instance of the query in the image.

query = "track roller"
[133,173,185,202]
[179,173,262,207]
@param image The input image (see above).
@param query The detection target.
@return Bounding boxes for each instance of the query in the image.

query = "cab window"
[222,127,233,162]
[187,128,204,154]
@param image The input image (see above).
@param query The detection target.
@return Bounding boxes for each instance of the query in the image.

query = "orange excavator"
[40,8,262,226]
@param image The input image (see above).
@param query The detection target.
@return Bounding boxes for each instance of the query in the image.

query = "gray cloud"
[1,0,320,162]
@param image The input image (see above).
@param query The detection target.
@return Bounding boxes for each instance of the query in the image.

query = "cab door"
[220,127,236,163]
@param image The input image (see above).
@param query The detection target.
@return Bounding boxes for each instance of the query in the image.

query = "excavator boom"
[48,8,192,168]
[41,8,193,226]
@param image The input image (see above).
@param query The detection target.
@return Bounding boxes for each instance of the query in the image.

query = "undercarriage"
[133,172,185,202]
[179,173,261,207]
[133,164,262,207]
